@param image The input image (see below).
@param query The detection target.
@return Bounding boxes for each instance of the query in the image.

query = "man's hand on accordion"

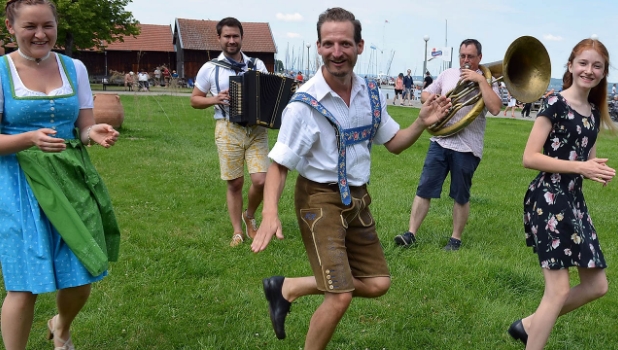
[215,89,231,105]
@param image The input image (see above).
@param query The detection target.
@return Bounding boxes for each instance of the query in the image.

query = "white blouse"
[0,53,94,114]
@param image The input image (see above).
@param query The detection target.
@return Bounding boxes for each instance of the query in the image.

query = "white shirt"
[424,67,500,159]
[0,54,93,113]
[195,52,268,120]
[269,67,400,186]
[137,72,149,82]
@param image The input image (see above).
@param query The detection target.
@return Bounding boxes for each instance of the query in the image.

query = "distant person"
[521,102,532,118]
[394,72,404,105]
[394,38,501,251]
[612,83,616,96]
[124,71,133,91]
[423,71,433,89]
[162,66,171,87]
[296,71,303,83]
[508,37,616,350]
[137,69,149,92]
[610,94,618,121]
[190,17,269,247]
[170,70,179,88]
[414,84,421,100]
[543,88,555,99]
[153,66,161,87]
[403,69,414,106]
[504,91,517,117]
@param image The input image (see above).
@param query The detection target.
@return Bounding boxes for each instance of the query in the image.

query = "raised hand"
[89,124,119,148]
[460,68,484,84]
[417,94,452,127]
[30,128,66,152]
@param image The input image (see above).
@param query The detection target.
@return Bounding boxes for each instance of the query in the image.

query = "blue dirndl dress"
[0,54,111,294]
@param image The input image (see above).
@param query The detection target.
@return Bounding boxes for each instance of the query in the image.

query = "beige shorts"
[294,176,390,293]
[214,119,269,180]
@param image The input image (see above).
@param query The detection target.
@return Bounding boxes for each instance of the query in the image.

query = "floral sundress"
[523,93,605,269]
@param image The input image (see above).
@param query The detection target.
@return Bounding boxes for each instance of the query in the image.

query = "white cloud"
[276,13,303,22]
[543,34,563,41]
[287,32,302,38]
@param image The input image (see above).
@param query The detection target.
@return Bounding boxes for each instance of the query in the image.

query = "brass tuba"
[427,36,551,136]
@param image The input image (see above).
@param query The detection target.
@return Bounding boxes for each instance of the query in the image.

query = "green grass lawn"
[5,96,618,349]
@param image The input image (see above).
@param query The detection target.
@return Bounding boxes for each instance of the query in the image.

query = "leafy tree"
[274,59,285,72]
[0,0,140,57]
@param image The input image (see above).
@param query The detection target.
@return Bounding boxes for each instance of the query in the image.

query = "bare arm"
[251,161,290,252]
[523,117,615,184]
[189,87,229,110]
[384,94,451,154]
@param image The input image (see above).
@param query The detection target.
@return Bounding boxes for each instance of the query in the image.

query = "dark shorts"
[416,141,480,204]
[294,176,390,293]
[394,89,403,95]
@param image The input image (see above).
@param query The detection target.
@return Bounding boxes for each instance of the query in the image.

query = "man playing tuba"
[395,39,502,251]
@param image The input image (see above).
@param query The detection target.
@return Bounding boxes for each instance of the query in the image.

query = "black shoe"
[263,276,291,340]
[507,319,528,345]
[394,231,416,246]
[443,237,461,251]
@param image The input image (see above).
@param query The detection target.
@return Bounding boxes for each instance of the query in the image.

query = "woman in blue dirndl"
[0,1,120,349]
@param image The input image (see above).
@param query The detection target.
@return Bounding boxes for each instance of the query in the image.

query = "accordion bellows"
[229,71,296,129]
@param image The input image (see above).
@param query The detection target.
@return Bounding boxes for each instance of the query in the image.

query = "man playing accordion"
[190,17,268,247]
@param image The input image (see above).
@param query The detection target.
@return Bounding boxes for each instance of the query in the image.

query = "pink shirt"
[395,77,403,90]
[424,67,500,159]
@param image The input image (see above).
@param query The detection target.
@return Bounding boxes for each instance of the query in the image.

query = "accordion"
[228,70,295,129]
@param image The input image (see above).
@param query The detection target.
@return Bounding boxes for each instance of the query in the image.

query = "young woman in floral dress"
[508,38,616,350]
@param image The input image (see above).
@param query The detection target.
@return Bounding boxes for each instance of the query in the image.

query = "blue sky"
[126,0,618,80]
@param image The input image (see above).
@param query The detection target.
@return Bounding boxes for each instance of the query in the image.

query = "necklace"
[17,49,51,65]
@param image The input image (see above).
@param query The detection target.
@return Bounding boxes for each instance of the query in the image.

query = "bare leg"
[452,201,470,240]
[305,292,352,350]
[522,269,571,350]
[408,195,431,235]
[227,177,244,234]
[246,172,265,218]
[280,276,389,350]
[51,284,92,348]
[521,268,607,345]
[1,292,37,350]
[282,275,390,302]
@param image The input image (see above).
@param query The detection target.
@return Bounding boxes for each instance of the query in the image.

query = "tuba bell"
[427,36,551,137]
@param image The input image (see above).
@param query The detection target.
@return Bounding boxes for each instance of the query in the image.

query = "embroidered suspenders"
[289,79,382,205]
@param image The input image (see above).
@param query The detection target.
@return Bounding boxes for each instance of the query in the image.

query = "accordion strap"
[289,79,381,205]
